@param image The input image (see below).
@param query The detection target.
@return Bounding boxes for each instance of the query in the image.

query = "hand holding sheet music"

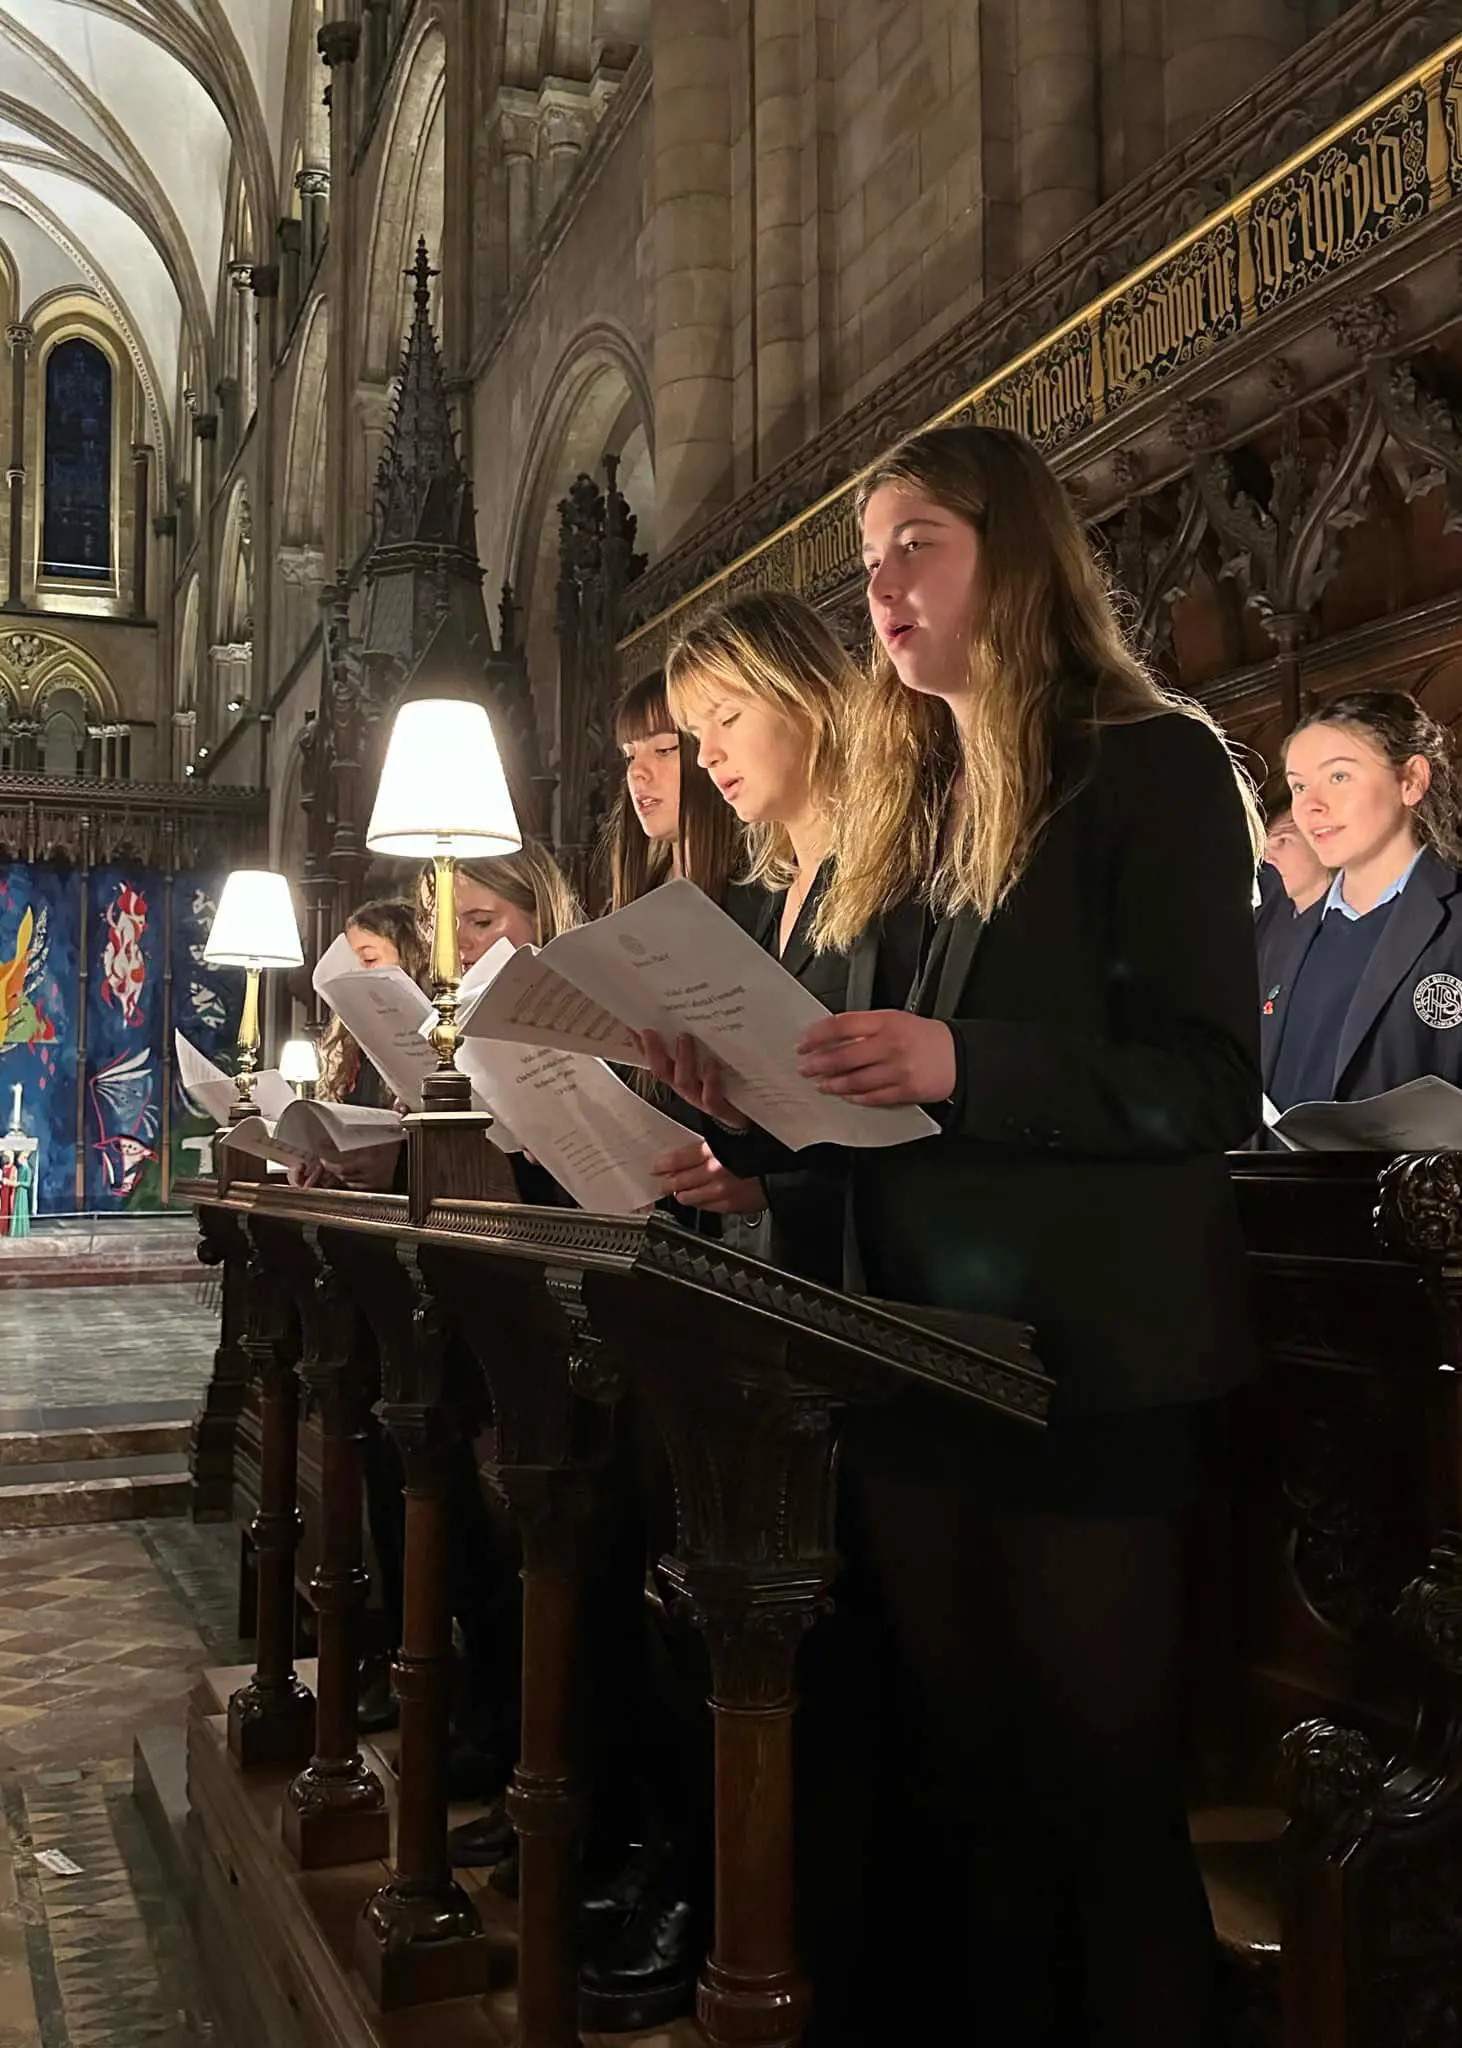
[458,881,938,1152]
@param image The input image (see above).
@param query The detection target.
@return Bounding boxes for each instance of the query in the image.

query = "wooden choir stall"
[179,1132,1462,2048]
[179,1135,1050,2048]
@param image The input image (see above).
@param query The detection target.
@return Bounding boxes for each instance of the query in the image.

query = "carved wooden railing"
[187,1171,1049,2045]
[1225,1150,1462,2048]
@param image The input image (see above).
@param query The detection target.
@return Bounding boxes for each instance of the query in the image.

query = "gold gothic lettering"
[1102,241,1236,393]
[1252,123,1413,297]
[982,343,1090,446]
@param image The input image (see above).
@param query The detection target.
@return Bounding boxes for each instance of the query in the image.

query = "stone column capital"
[5,324,34,356]
[317,19,361,67]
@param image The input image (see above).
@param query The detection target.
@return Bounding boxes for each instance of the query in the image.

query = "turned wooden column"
[499,1467,590,2048]
[421,1245,621,2048]
[612,1291,845,2048]
[227,1218,315,1767]
[343,1239,495,2011]
[189,1204,254,1526]
[262,1219,389,1868]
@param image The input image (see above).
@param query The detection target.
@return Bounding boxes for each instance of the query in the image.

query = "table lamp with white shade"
[278,1038,320,1099]
[366,631,522,1110]
[203,870,305,1111]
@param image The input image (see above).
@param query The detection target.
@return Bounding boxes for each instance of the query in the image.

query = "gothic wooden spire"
[371,239,474,554]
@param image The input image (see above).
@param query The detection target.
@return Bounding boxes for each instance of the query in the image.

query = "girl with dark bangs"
[603,673,745,911]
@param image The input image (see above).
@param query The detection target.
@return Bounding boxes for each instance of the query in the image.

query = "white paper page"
[314,934,447,1112]
[462,1035,695,1211]
[218,1115,313,1169]
[290,1101,405,1156]
[529,882,938,1152]
[175,1032,238,1124]
[176,1031,292,1124]
[1271,1076,1462,1154]
[459,942,641,1061]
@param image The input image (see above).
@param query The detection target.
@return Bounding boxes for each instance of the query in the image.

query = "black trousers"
[800,1403,1222,2048]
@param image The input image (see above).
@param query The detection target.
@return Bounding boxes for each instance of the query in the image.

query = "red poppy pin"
[1262,985,1280,1016]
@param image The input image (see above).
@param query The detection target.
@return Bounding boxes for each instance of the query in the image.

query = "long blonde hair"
[815,424,1262,949]
[665,590,857,887]
[417,841,584,947]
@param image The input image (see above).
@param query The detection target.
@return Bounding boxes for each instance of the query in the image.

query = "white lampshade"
[366,698,522,859]
[203,870,305,969]
[278,1038,320,1086]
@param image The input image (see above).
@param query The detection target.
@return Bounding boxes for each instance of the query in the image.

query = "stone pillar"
[495,89,539,288]
[1100,0,1165,194]
[130,443,150,618]
[318,17,362,577]
[441,0,476,369]
[1163,0,1302,150]
[296,167,331,277]
[4,323,33,610]
[751,2,804,472]
[1017,0,1099,268]
[153,511,177,731]
[652,0,735,552]
[538,78,593,219]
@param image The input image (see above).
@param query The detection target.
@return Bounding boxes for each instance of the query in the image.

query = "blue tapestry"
[42,338,112,582]
[0,865,80,1215]
[169,874,241,1192]
[84,866,166,1208]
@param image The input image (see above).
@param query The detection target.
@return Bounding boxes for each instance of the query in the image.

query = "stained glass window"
[41,339,113,582]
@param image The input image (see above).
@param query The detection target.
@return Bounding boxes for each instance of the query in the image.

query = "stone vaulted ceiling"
[0,0,294,461]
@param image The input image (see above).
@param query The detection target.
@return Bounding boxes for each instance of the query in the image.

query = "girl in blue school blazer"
[1262,690,1462,1110]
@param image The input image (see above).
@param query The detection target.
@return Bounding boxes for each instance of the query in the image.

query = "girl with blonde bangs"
[654,426,1264,2044]
[664,589,854,898]
[649,590,862,1283]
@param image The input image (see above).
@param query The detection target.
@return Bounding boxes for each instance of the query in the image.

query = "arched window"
[39,685,86,774]
[42,339,113,582]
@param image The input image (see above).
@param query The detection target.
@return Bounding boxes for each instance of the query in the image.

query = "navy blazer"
[1260,846,1462,1103]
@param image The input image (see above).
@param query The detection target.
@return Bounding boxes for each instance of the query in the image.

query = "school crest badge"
[1413,973,1462,1029]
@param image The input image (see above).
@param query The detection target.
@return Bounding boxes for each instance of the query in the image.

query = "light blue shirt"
[1324,847,1424,921]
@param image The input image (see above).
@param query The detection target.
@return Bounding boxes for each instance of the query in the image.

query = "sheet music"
[176,1031,292,1123]
[313,934,519,1149]
[1268,1076,1462,1153]
[219,1100,405,1172]
[457,1027,696,1212]
[460,884,937,1152]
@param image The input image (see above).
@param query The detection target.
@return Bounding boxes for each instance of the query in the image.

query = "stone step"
[0,1465,191,1529]
[0,1418,192,1466]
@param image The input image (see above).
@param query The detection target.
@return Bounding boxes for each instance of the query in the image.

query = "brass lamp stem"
[423,852,471,1110]
[229,966,262,1121]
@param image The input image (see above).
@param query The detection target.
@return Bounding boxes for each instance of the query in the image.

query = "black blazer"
[1260,847,1462,1103]
[839,713,1260,1418]
[732,873,849,1286]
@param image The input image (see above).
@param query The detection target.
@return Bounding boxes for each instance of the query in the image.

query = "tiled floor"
[0,1518,239,2046]
[0,1284,218,1427]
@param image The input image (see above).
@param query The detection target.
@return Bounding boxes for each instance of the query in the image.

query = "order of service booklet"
[455,878,939,1154]
[1263,1075,1462,1153]
[313,934,698,1212]
[176,1031,405,1173]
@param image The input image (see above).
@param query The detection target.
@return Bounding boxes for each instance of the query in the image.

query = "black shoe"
[578,1885,703,2032]
[489,1838,519,1898]
[444,1736,512,1804]
[445,1801,515,1869]
[356,1664,399,1734]
[577,1834,656,1946]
